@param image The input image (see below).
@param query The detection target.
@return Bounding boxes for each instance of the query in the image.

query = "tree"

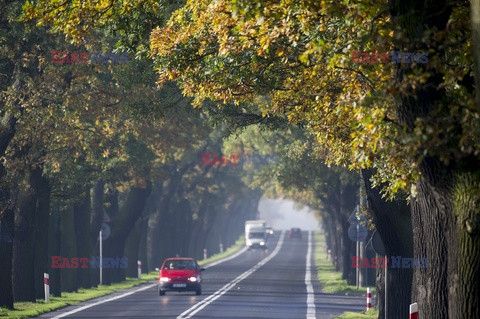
[148,0,479,317]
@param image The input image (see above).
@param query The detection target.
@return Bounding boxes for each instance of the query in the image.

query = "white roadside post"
[137,260,142,279]
[43,273,50,302]
[203,248,207,260]
[410,302,418,319]
[366,287,372,310]
[99,229,103,285]
[219,243,224,253]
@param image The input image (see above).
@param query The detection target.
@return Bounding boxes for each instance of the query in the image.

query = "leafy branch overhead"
[149,0,478,197]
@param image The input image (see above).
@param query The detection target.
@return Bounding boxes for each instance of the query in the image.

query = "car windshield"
[249,232,264,239]
[164,260,197,270]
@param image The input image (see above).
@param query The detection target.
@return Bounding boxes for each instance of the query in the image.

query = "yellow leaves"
[146,0,433,195]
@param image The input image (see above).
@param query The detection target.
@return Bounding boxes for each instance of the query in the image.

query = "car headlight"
[188,276,198,282]
[160,277,171,282]
[260,241,265,246]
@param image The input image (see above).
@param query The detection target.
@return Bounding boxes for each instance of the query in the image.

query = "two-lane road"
[37,231,364,318]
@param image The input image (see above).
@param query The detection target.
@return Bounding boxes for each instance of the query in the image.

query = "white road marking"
[305,231,316,319]
[177,231,286,319]
[49,242,249,318]
[51,284,156,318]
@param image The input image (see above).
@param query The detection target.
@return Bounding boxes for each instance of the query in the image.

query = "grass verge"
[0,236,245,319]
[314,231,378,318]
[314,231,370,295]
[335,309,378,318]
[198,235,245,267]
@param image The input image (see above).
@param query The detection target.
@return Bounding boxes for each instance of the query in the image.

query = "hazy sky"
[258,197,319,231]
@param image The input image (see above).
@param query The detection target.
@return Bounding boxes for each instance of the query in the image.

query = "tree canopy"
[147,0,478,197]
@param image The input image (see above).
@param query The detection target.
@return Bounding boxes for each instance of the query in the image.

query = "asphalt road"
[37,231,364,319]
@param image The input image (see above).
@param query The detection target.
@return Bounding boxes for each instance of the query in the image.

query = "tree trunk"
[147,169,185,269]
[91,180,104,243]
[31,169,50,300]
[450,173,480,318]
[376,260,385,317]
[0,207,14,308]
[389,1,480,317]
[340,218,355,284]
[411,163,480,318]
[12,171,37,302]
[60,205,78,292]
[362,169,413,319]
[74,190,92,289]
[103,184,151,283]
[89,180,104,286]
[48,203,61,297]
[0,114,15,306]
[124,219,143,277]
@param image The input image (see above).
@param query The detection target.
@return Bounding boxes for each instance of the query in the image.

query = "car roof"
[164,257,196,261]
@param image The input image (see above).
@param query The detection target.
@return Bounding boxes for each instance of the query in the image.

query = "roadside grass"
[314,231,378,318]
[0,278,153,319]
[314,231,370,295]
[0,236,245,319]
[335,309,378,319]
[198,235,245,267]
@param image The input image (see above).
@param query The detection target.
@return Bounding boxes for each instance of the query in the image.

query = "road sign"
[101,223,111,240]
[348,205,368,224]
[348,224,368,241]
[103,210,111,223]
[371,230,385,255]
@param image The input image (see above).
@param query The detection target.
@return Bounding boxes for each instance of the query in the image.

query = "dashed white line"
[177,231,286,319]
[305,231,316,319]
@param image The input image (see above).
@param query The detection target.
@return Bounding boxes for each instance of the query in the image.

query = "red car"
[158,257,205,296]
[289,227,302,239]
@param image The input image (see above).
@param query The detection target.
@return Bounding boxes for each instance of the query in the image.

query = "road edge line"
[50,283,156,319]
[49,241,249,318]
[305,230,316,319]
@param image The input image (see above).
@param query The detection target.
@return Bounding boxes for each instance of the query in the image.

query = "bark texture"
[12,170,37,302]
[389,1,480,317]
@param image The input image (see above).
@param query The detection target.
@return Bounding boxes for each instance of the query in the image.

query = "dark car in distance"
[158,257,205,295]
[289,227,302,239]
